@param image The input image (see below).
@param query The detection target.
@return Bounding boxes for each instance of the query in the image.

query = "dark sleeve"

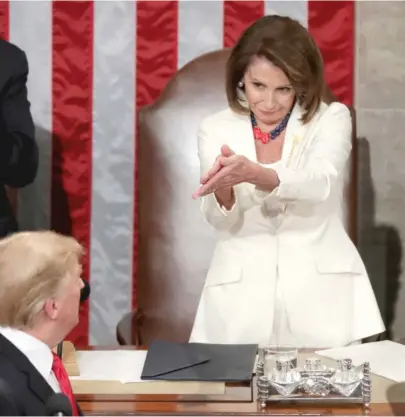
[0,49,38,187]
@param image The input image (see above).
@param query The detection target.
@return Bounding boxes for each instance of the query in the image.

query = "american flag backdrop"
[0,0,354,346]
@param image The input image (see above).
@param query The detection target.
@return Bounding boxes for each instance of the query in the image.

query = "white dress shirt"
[0,326,61,392]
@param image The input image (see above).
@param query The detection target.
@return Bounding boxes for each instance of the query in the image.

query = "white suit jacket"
[189,101,385,348]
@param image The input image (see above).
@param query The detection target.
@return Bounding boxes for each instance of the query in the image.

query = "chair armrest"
[116,308,145,346]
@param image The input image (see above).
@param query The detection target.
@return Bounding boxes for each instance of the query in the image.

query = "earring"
[238,81,244,88]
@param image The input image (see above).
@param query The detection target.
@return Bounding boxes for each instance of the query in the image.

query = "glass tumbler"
[263,344,298,378]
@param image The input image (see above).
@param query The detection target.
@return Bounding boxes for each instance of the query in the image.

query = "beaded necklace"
[250,108,292,144]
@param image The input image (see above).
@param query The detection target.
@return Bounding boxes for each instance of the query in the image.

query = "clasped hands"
[192,145,254,199]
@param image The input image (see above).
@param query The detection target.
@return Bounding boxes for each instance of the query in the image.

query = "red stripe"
[0,0,8,40]
[308,0,355,106]
[52,1,93,346]
[223,0,264,48]
[133,0,178,309]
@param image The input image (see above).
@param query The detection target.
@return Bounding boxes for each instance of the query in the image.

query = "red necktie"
[52,352,79,416]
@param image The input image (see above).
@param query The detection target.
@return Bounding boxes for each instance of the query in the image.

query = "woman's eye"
[253,82,264,89]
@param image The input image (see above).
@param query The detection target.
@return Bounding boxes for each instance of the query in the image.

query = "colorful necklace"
[250,109,292,144]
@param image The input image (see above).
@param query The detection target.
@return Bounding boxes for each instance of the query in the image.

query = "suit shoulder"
[0,39,27,77]
[0,38,25,60]
[199,107,244,133]
[323,101,351,120]
[308,101,351,131]
[0,353,20,378]
[312,101,352,145]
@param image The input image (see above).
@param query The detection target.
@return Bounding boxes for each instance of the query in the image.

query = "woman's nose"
[263,92,276,109]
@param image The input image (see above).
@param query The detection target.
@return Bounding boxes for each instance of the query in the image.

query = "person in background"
[190,15,385,348]
[0,38,38,237]
[0,230,84,415]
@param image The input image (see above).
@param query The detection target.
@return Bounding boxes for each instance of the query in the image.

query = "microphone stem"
[57,342,63,359]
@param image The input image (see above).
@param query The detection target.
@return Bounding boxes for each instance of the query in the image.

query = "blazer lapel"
[229,102,329,173]
[282,102,306,167]
[0,334,53,403]
[230,113,257,162]
[286,102,329,169]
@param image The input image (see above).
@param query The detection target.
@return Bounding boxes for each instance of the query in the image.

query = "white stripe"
[265,1,308,27]
[178,0,223,68]
[90,0,135,345]
[9,1,52,230]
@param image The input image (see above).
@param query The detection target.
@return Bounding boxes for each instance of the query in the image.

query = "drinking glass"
[263,344,298,378]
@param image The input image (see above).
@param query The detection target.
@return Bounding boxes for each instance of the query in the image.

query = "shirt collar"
[0,326,53,382]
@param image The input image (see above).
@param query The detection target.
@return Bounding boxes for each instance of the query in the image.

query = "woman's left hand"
[193,145,255,199]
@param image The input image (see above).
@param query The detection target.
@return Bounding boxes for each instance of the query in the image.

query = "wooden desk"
[74,346,404,416]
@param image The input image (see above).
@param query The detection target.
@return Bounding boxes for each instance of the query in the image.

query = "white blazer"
[189,101,385,348]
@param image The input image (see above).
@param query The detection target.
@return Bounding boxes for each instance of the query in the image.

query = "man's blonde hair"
[0,230,83,329]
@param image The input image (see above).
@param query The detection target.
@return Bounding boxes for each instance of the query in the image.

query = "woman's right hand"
[194,145,238,207]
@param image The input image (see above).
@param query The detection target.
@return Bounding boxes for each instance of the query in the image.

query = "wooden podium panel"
[78,401,397,416]
[77,380,401,416]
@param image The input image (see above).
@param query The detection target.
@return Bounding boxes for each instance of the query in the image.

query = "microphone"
[80,279,90,303]
[45,393,72,416]
[0,378,19,416]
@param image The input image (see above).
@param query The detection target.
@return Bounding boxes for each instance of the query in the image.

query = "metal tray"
[255,358,372,410]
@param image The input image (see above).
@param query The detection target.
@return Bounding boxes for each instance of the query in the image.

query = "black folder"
[140,340,258,382]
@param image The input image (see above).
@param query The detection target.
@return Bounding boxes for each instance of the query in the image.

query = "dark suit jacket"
[0,334,82,416]
[0,39,38,238]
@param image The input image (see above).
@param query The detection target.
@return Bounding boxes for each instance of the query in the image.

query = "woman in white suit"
[189,15,385,348]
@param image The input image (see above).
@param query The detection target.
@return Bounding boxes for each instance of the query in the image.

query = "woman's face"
[242,55,296,127]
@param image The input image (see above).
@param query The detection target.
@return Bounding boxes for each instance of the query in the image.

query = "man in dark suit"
[0,38,38,237]
[0,230,85,415]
